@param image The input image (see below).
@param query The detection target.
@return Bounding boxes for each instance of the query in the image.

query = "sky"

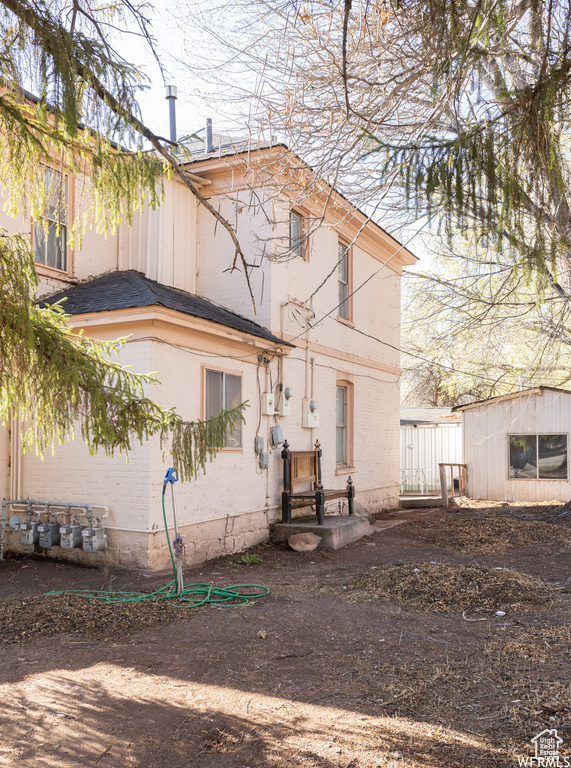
[119,0,253,143]
[118,0,431,269]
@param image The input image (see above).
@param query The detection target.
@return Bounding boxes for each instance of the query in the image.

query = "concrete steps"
[271,515,373,550]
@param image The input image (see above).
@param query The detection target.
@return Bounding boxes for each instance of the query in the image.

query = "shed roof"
[452,386,571,413]
[400,407,462,426]
[39,270,291,348]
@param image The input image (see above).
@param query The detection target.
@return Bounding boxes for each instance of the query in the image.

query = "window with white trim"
[34,167,67,271]
[337,240,350,320]
[509,434,568,479]
[336,385,347,464]
[290,209,303,257]
[204,369,242,448]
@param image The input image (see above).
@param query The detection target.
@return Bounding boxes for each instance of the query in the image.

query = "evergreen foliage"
[184,0,571,294]
[0,0,248,478]
[0,228,247,474]
[366,0,571,286]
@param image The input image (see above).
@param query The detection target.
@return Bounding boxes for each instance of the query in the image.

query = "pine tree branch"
[0,0,257,311]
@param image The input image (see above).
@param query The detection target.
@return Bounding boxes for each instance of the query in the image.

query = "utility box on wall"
[302,397,319,428]
[277,386,294,417]
[261,393,274,415]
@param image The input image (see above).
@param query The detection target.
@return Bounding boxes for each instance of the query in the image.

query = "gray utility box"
[60,524,83,550]
[20,522,40,546]
[38,523,61,548]
[82,527,107,553]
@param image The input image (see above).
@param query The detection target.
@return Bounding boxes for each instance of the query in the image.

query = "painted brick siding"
[196,192,273,330]
[6,341,155,568]
[1,161,404,569]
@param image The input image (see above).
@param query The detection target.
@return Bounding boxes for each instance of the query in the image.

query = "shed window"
[204,369,242,448]
[509,434,567,480]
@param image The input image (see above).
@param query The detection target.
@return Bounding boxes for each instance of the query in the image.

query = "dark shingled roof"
[40,271,290,347]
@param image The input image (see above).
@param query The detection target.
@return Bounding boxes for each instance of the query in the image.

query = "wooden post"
[439,463,449,508]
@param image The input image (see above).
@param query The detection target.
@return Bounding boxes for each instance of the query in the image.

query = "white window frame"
[203,368,243,449]
[289,209,308,260]
[337,239,352,321]
[34,166,68,272]
[336,385,347,465]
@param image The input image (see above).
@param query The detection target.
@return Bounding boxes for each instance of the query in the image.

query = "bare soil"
[0,500,570,767]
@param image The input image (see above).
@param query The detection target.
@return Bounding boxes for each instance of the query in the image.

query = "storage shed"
[400,407,462,493]
[453,387,571,502]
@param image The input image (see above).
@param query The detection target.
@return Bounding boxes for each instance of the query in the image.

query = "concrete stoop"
[271,515,373,550]
[399,495,445,508]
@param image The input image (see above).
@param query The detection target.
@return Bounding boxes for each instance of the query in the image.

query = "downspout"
[9,413,22,500]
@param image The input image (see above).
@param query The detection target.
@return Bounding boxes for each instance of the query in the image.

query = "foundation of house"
[271,515,373,550]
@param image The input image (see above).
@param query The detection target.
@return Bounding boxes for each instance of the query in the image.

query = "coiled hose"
[45,492,269,607]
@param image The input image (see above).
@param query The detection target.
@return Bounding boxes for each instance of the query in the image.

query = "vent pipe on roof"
[165,85,177,144]
[205,117,213,154]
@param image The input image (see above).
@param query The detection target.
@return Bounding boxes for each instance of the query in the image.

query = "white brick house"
[1,134,416,569]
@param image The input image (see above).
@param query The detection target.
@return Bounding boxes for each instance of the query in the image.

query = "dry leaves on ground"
[484,624,571,664]
[325,563,558,617]
[425,516,571,554]
[0,593,196,644]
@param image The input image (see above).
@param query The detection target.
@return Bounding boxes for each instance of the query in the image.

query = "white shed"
[400,407,463,493]
[454,387,571,502]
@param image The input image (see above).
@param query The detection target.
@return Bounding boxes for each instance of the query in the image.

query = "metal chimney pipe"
[205,117,213,154]
[165,85,177,144]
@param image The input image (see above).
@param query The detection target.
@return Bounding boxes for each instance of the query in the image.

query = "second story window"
[289,209,307,259]
[337,240,350,320]
[34,167,67,271]
[204,368,243,448]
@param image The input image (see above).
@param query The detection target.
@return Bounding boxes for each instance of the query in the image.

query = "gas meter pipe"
[44,469,270,608]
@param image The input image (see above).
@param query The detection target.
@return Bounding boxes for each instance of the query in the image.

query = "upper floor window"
[34,167,67,271]
[337,240,351,320]
[509,434,568,479]
[204,368,242,448]
[289,209,306,259]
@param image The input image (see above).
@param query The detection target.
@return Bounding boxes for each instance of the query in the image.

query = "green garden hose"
[45,488,270,608]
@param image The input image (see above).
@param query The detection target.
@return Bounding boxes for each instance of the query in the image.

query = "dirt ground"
[0,500,570,767]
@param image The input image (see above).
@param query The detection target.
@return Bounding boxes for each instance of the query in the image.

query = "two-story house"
[1,131,416,570]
